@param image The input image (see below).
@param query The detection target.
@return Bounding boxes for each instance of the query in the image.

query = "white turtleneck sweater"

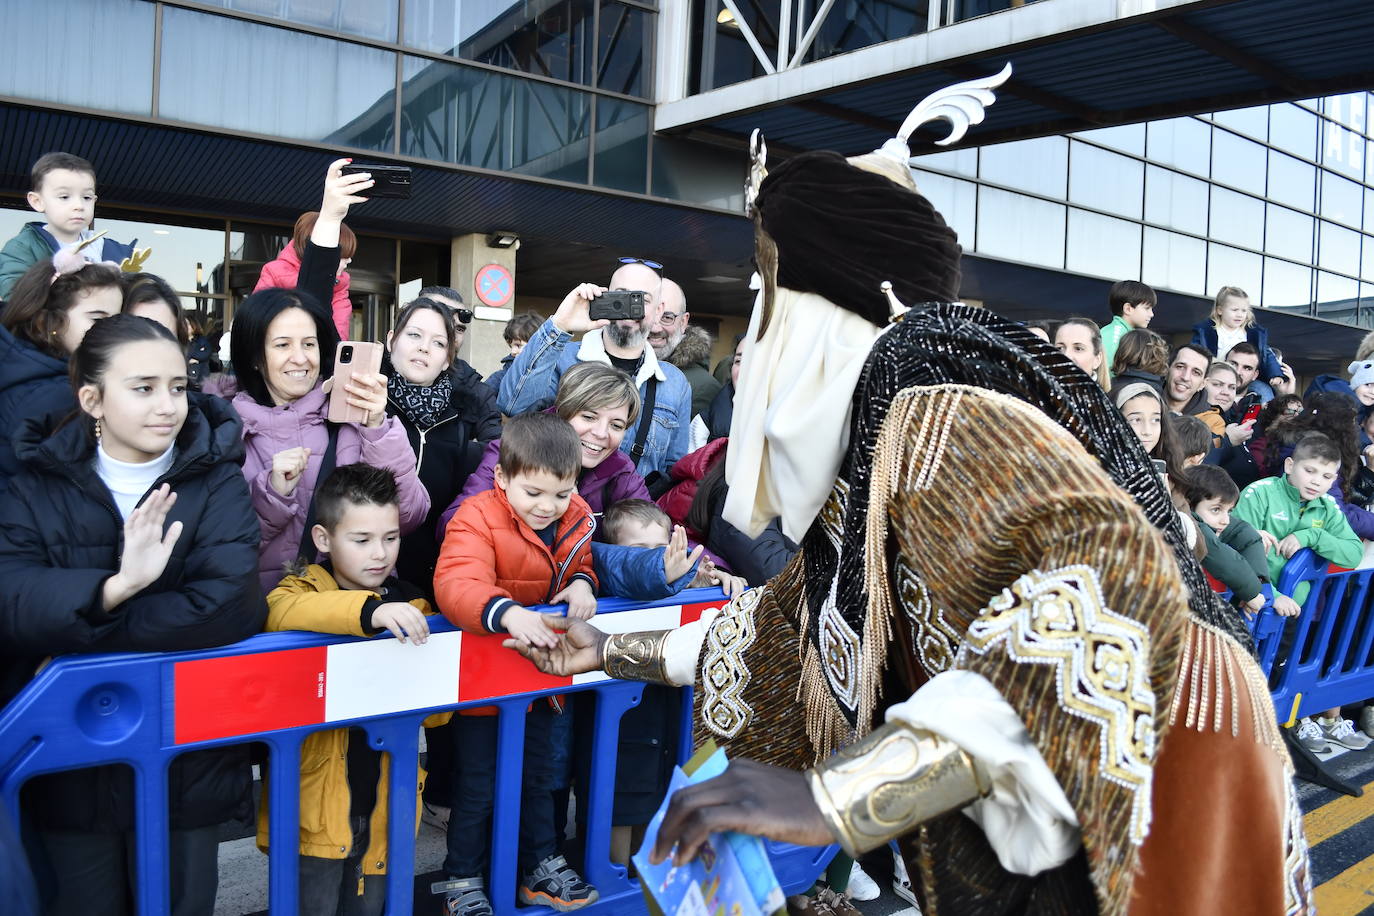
[95,442,176,519]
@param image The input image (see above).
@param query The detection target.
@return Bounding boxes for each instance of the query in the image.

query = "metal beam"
[943,62,1108,126]
[1154,15,1310,95]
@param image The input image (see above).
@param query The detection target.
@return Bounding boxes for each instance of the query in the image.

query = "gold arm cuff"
[806,720,991,858]
[601,629,673,685]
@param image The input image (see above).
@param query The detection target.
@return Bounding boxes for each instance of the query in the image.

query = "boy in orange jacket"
[262,463,447,916]
[433,412,598,916]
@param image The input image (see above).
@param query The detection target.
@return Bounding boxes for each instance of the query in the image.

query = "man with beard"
[649,278,723,419]
[497,260,692,476]
[502,68,1312,916]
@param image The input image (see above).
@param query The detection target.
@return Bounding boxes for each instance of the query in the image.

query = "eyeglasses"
[618,256,663,271]
[658,311,683,325]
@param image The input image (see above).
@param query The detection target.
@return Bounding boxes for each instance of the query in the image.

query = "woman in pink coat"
[232,162,428,591]
[253,210,356,339]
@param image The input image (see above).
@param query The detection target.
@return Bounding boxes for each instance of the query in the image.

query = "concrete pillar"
[450,233,517,377]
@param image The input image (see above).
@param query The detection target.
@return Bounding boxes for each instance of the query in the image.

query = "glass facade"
[1,0,656,194]
[911,95,1374,325]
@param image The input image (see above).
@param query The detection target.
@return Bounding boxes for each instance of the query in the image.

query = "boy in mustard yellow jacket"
[261,463,450,915]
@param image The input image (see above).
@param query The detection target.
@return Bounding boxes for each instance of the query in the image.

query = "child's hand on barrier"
[104,485,183,610]
[371,602,430,644]
[1258,528,1279,554]
[1277,534,1303,558]
[503,619,607,677]
[503,606,559,649]
[552,578,597,620]
[1273,594,1302,617]
[1243,593,1266,615]
[663,525,704,583]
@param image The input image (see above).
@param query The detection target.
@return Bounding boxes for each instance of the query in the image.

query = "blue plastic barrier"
[1251,549,1374,721]
[0,588,834,916]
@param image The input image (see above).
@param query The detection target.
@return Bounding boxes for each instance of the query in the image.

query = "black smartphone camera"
[589,289,646,321]
[340,163,412,199]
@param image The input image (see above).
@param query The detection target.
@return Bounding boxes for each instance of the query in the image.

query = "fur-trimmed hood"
[667,325,715,370]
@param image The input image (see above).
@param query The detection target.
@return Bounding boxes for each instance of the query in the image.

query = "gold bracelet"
[601,629,673,685]
[806,720,991,857]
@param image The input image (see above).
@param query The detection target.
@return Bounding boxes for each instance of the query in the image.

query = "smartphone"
[1243,404,1262,424]
[340,163,412,199]
[589,289,646,322]
[328,341,385,424]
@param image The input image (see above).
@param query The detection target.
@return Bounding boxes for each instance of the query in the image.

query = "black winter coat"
[0,392,265,831]
[0,323,74,479]
[386,362,501,594]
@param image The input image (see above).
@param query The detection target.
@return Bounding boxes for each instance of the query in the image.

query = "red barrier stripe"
[174,646,327,744]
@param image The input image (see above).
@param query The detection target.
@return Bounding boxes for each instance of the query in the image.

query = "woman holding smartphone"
[229,161,428,591]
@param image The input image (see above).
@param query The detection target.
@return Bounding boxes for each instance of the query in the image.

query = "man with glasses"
[497,259,693,479]
[649,278,723,419]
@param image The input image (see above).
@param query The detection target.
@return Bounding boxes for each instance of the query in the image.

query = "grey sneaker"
[1296,717,1329,754]
[1360,705,1374,739]
[1321,716,1373,751]
[433,876,492,916]
[518,854,599,911]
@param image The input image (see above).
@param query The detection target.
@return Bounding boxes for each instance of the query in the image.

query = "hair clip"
[120,247,152,273]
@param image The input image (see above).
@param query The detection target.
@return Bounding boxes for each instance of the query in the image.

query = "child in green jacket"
[1234,432,1369,753]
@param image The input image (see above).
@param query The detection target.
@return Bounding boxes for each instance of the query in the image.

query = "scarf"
[387,370,453,428]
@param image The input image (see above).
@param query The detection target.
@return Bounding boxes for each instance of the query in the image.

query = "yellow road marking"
[1314,851,1374,915]
[1303,780,1374,847]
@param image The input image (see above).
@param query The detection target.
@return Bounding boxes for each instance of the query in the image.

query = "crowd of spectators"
[3,148,1374,916]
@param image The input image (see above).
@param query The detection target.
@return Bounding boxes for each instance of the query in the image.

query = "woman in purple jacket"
[439,362,647,533]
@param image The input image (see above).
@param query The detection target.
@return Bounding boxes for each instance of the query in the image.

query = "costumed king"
[507,66,1312,916]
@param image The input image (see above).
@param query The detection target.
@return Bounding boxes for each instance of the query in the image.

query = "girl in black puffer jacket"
[0,314,264,916]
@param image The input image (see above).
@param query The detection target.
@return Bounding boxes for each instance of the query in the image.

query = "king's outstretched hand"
[502,619,606,676]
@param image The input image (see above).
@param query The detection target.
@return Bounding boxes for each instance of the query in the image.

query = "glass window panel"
[649,135,744,209]
[1212,106,1267,141]
[1207,243,1262,299]
[1317,271,1359,323]
[1323,93,1367,133]
[1267,151,1316,212]
[199,0,398,41]
[598,2,651,97]
[974,188,1065,270]
[1147,117,1211,176]
[1265,204,1313,263]
[1144,166,1208,235]
[1262,257,1312,312]
[0,0,153,114]
[1068,143,1143,219]
[1269,103,1319,160]
[1320,171,1363,228]
[1359,283,1374,330]
[1066,210,1140,280]
[1322,123,1365,180]
[979,137,1067,200]
[400,56,589,182]
[911,171,977,248]
[1363,236,1374,280]
[1209,187,1263,251]
[87,216,226,298]
[593,98,648,193]
[404,0,596,87]
[1319,221,1361,276]
[161,9,394,151]
[799,0,929,65]
[1210,130,1266,196]
[1073,124,1145,156]
[912,148,977,179]
[1142,228,1206,296]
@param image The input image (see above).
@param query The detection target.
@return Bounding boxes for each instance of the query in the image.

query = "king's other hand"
[502,619,606,676]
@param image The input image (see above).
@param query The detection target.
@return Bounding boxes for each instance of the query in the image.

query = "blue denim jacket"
[498,318,693,476]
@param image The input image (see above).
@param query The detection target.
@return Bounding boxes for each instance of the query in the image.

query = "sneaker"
[1321,716,1374,751]
[817,885,862,916]
[421,801,451,832]
[847,862,880,902]
[433,876,492,916]
[1359,705,1374,739]
[1296,717,1330,754]
[519,854,599,911]
[892,846,917,907]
